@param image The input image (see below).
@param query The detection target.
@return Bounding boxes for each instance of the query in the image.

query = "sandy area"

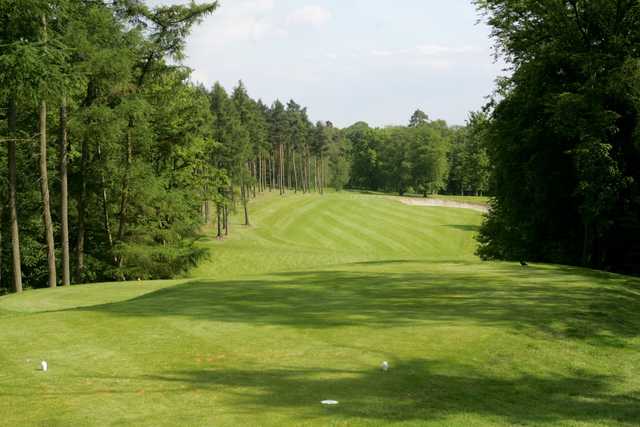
[397,197,489,213]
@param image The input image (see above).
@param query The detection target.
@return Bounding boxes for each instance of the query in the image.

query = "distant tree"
[327,134,350,191]
[412,125,449,196]
[461,112,490,196]
[447,128,466,195]
[231,81,255,226]
[345,122,381,190]
[409,109,429,127]
[268,100,288,195]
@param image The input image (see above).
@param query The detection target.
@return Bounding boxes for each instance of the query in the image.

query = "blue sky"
[148,0,504,127]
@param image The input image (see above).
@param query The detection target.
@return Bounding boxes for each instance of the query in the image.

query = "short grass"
[1,191,639,426]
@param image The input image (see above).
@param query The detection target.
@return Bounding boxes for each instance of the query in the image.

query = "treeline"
[0,1,338,293]
[343,109,491,197]
[475,0,640,275]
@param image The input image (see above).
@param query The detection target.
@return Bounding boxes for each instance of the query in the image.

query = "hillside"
[1,192,639,426]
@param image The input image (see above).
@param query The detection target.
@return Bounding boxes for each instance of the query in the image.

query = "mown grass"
[0,191,639,426]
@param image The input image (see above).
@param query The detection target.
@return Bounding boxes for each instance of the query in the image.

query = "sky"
[147,0,505,128]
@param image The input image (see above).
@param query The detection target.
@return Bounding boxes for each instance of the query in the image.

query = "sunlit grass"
[1,191,638,426]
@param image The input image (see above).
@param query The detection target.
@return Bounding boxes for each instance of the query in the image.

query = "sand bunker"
[398,197,489,213]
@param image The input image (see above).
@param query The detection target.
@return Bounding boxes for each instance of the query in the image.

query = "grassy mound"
[1,192,638,426]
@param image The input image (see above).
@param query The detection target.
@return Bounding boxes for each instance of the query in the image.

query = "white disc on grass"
[321,400,339,405]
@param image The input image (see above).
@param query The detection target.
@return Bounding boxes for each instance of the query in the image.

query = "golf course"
[1,191,639,426]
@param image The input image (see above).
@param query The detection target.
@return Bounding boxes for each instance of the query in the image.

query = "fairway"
[1,192,639,426]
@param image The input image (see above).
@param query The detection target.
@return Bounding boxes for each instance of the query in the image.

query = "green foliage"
[408,108,429,127]
[0,1,221,289]
[0,1,341,291]
[476,0,640,273]
[447,112,491,196]
[344,115,452,195]
[326,135,350,191]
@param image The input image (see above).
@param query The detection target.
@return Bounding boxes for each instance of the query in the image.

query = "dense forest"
[0,1,348,293]
[3,0,638,294]
[0,1,492,293]
[475,0,640,275]
[344,110,490,197]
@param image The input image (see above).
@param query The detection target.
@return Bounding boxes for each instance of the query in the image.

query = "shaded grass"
[71,261,639,341]
[0,192,639,426]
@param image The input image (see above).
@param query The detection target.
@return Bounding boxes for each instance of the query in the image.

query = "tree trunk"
[39,99,57,288]
[117,124,133,248]
[59,99,70,286]
[75,80,97,284]
[259,155,264,192]
[320,154,327,195]
[306,147,312,193]
[216,204,222,238]
[255,156,260,193]
[302,149,308,193]
[582,222,591,267]
[293,150,299,193]
[252,160,257,198]
[260,154,264,192]
[8,96,22,293]
[268,155,273,191]
[97,142,115,254]
[241,172,250,226]
[286,147,291,190]
[318,154,323,195]
[0,202,3,289]
[313,157,317,192]
[75,138,88,283]
[205,200,211,224]
[279,144,284,195]
[224,204,229,236]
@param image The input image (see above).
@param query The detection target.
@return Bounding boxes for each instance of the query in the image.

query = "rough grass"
[1,191,639,426]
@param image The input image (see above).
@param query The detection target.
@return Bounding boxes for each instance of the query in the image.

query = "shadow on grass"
[443,224,481,232]
[76,261,640,343]
[75,360,639,424]
[4,359,638,424]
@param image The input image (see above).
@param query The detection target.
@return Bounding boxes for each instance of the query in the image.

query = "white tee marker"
[41,361,48,372]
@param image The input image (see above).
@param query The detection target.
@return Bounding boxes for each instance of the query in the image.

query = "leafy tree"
[475,0,640,273]
[0,0,340,293]
[344,113,453,196]
[327,133,350,191]
[446,112,491,196]
[409,109,429,127]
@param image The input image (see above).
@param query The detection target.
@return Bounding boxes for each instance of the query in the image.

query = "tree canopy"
[475,0,640,274]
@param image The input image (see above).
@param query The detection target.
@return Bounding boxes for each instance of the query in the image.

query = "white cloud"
[371,49,394,57]
[286,5,332,28]
[414,44,476,55]
[370,44,478,58]
[190,0,286,48]
[229,0,275,15]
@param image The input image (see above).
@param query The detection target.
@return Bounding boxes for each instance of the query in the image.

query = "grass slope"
[1,192,639,426]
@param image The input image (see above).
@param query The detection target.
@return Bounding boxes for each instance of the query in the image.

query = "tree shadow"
[443,224,481,232]
[1,358,637,424]
[132,359,640,424]
[73,263,640,344]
